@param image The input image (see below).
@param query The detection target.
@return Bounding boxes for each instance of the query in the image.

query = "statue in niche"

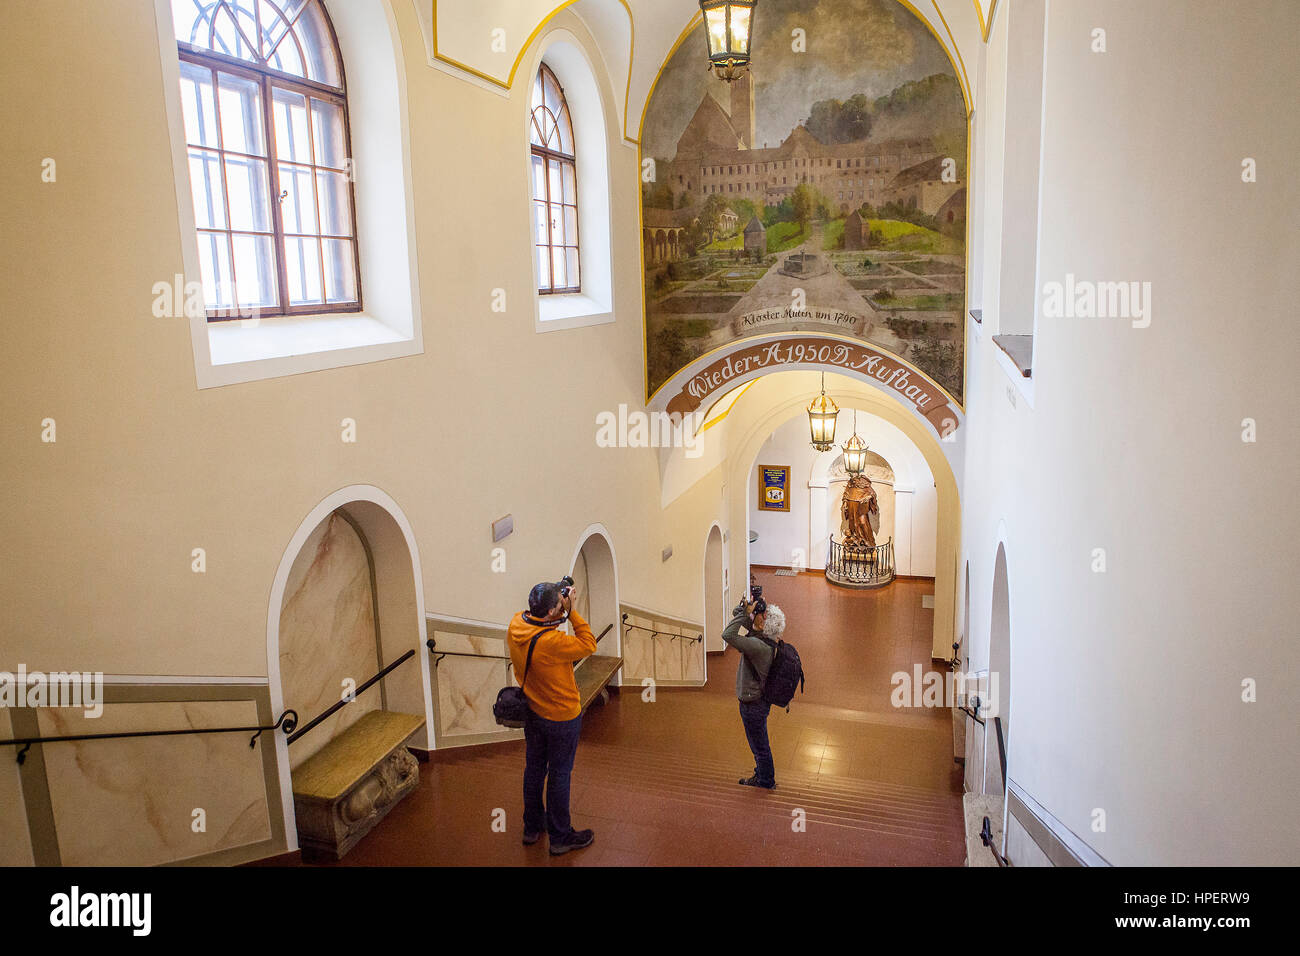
[840,475,880,552]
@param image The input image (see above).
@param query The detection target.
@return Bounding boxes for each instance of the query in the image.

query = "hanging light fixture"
[807,372,839,451]
[700,0,758,83]
[842,410,869,475]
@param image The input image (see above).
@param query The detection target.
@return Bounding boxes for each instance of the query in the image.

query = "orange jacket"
[507,609,598,721]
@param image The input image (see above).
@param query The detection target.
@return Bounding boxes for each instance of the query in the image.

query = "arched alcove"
[265,485,432,845]
[568,524,621,663]
[704,523,725,653]
[985,541,1011,796]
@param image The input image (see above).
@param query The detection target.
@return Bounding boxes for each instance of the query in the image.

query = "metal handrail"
[621,614,702,644]
[825,535,895,586]
[287,649,414,745]
[980,816,1010,867]
[427,622,614,667]
[2,709,299,765]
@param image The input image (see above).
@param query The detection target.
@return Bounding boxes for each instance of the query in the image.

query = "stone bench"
[291,710,425,862]
[575,654,622,712]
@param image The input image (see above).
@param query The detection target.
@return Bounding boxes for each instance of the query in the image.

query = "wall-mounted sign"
[758,465,791,512]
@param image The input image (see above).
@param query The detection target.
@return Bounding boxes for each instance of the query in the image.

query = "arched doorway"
[985,542,1011,796]
[266,486,432,843]
[704,523,725,652]
[569,525,620,665]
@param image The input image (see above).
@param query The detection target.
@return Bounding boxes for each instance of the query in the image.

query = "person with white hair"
[720,590,786,789]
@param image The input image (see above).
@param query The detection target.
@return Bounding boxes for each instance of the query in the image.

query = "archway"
[265,486,432,845]
[703,523,725,653]
[724,370,960,658]
[568,524,621,665]
[985,541,1011,796]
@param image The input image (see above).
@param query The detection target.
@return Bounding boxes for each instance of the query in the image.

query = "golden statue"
[840,474,879,551]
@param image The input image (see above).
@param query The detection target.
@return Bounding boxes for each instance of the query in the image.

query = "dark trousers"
[523,707,583,838]
[739,697,775,785]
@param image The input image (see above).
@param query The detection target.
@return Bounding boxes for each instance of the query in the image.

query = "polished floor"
[304,571,965,866]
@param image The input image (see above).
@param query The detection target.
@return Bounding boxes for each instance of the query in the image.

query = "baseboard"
[422,738,525,762]
[750,564,936,583]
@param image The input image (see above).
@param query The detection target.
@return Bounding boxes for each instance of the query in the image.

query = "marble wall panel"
[432,631,513,737]
[38,700,271,866]
[279,513,380,769]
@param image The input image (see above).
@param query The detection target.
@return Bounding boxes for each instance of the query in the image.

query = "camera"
[558,575,575,598]
[733,583,766,618]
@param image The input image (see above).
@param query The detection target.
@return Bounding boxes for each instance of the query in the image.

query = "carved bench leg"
[598,688,610,706]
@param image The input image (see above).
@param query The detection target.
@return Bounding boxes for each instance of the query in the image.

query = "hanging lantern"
[700,0,758,82]
[842,410,869,474]
[807,372,839,451]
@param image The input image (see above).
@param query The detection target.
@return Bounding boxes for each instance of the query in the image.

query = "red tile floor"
[300,571,966,866]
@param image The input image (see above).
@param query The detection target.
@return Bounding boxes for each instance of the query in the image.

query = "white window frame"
[152,0,424,388]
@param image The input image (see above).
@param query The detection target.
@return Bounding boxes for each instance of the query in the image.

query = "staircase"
[440,739,966,866]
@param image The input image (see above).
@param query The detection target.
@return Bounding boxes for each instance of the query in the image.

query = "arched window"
[529,64,580,295]
[172,0,360,319]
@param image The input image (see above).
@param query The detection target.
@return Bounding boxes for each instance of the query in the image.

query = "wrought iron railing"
[825,535,894,587]
[621,614,703,644]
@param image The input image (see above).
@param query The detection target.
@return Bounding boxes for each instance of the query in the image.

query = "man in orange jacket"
[507,578,598,855]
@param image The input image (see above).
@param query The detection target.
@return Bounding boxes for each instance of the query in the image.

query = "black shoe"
[738,775,776,790]
[522,831,541,845]
[549,828,595,856]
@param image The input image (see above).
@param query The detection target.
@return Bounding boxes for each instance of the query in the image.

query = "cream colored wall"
[0,1,725,862]
[960,0,1300,865]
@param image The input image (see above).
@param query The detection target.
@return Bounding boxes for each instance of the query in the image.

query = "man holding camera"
[507,576,598,855]
[721,586,786,790]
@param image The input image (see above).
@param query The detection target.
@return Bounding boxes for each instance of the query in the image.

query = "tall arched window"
[172,0,361,319]
[529,64,580,295]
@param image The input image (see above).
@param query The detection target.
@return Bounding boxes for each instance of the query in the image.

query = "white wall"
[960,0,1300,865]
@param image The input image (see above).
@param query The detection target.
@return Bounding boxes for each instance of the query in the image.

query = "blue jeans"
[739,698,774,785]
[523,708,583,838]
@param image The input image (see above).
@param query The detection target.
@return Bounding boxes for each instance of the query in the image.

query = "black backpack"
[751,634,805,710]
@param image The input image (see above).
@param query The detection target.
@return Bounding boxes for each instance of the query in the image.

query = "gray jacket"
[720,608,775,702]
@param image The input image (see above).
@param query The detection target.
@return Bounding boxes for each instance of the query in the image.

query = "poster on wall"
[640,0,967,405]
[758,465,791,512]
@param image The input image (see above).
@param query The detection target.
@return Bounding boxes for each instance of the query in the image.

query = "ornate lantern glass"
[842,411,869,474]
[807,373,839,451]
[700,0,758,82]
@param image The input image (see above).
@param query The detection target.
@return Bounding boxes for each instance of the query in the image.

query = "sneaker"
[738,775,776,790]
[522,831,541,845]
[548,828,595,856]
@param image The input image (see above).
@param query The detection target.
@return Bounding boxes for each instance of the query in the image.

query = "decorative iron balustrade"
[825,535,894,588]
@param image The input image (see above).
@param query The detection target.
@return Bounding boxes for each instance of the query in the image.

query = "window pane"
[563,205,578,244]
[284,236,323,304]
[187,149,226,229]
[533,202,548,245]
[292,4,341,86]
[548,202,565,246]
[565,247,580,290]
[310,98,346,169]
[551,246,567,289]
[173,0,214,46]
[197,231,235,310]
[224,156,272,231]
[536,247,550,291]
[531,155,546,202]
[231,233,278,309]
[272,88,311,164]
[315,169,351,237]
[322,238,357,303]
[278,163,317,234]
[548,161,563,208]
[217,72,265,156]
[178,62,218,147]
[561,162,575,204]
